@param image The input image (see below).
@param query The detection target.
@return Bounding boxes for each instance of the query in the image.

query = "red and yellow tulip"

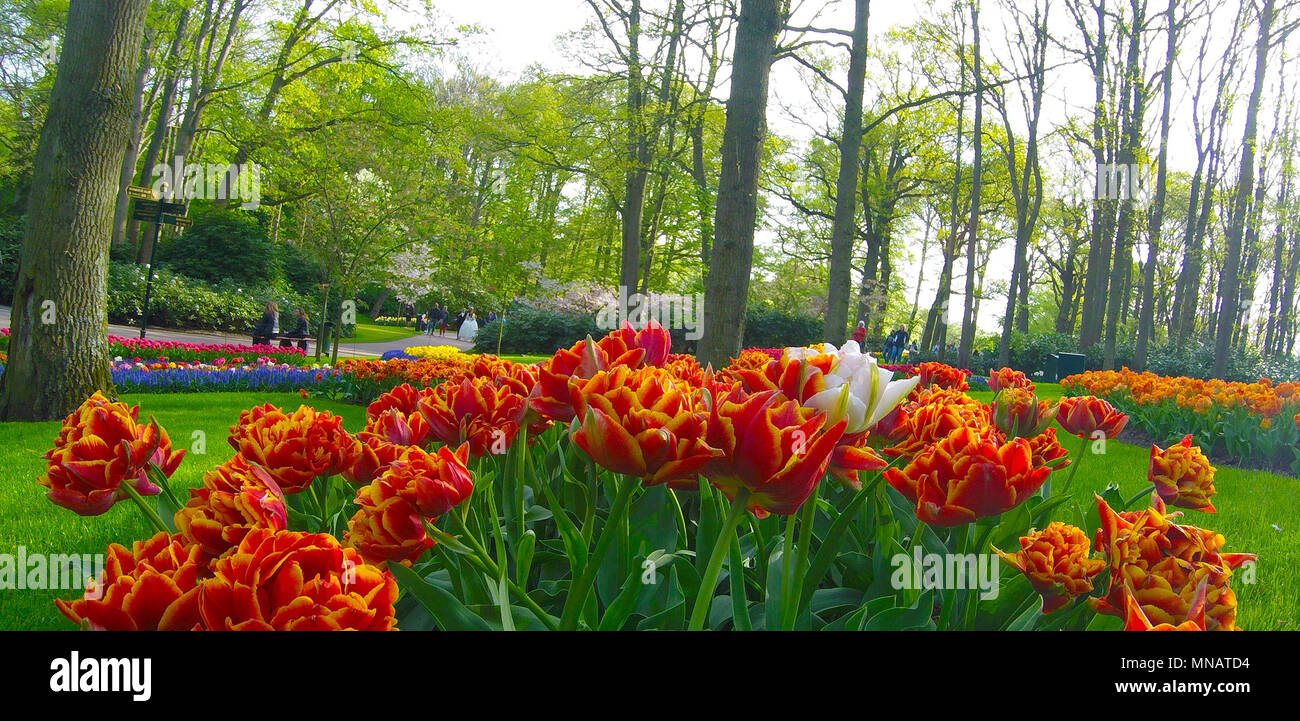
[1149,434,1217,513]
[56,532,206,631]
[995,522,1104,613]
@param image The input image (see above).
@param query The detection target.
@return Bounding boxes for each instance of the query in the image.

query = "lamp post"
[129,183,189,338]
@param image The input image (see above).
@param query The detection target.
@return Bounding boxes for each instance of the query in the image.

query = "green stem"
[558,476,640,630]
[1123,483,1158,510]
[429,524,558,631]
[688,488,751,631]
[119,480,169,535]
[1058,433,1090,496]
[783,484,820,630]
[799,473,885,610]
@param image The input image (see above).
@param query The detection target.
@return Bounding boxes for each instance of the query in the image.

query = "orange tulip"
[1091,496,1255,631]
[701,388,845,518]
[569,367,719,488]
[236,405,361,494]
[1055,396,1129,439]
[174,484,288,559]
[199,529,398,630]
[884,426,1050,527]
[56,532,205,631]
[914,362,969,392]
[365,383,435,421]
[990,387,1057,439]
[226,402,287,450]
[995,522,1104,613]
[1149,434,1217,513]
[39,392,173,516]
[355,444,473,519]
[416,377,523,456]
[1026,427,1071,470]
[989,367,1034,393]
[344,495,435,566]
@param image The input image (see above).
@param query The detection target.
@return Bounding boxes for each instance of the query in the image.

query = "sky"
[412,0,1283,337]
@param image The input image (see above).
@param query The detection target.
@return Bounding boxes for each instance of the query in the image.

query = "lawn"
[968,384,1296,631]
[0,383,1291,630]
[0,392,367,631]
[343,314,425,344]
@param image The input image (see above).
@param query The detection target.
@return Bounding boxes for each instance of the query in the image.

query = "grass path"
[0,385,1291,630]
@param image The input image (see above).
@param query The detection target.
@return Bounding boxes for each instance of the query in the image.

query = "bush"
[742,305,823,349]
[472,304,601,355]
[156,206,279,288]
[107,262,312,335]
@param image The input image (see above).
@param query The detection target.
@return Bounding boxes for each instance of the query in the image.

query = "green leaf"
[1006,595,1044,631]
[390,562,492,631]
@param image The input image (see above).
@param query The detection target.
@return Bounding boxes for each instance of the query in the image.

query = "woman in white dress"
[457,308,479,341]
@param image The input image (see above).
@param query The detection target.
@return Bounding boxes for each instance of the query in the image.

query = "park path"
[0,306,474,359]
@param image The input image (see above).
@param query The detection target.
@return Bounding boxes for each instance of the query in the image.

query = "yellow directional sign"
[126,185,157,201]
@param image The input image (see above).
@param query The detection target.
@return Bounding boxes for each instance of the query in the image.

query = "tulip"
[569,367,719,488]
[417,377,524,457]
[990,387,1057,440]
[1056,396,1128,439]
[39,392,166,517]
[199,529,398,630]
[236,405,361,494]
[356,444,473,519]
[1123,578,1210,631]
[344,495,435,567]
[1091,496,1255,631]
[995,522,1104,613]
[701,388,846,518]
[915,361,969,392]
[175,484,288,558]
[989,367,1034,393]
[56,532,206,631]
[884,425,1050,527]
[1149,434,1217,513]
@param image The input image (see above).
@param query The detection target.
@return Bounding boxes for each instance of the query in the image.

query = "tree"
[0,0,150,421]
[823,0,871,345]
[697,0,785,368]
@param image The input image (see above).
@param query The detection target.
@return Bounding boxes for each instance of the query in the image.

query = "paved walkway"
[0,306,475,358]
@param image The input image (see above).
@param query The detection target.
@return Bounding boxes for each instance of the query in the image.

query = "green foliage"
[107,261,312,335]
[471,304,602,355]
[0,215,22,304]
[742,305,823,349]
[156,205,278,287]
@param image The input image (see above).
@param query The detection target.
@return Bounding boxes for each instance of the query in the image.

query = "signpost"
[129,185,189,338]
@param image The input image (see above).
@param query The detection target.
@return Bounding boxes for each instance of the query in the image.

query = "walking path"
[0,306,475,359]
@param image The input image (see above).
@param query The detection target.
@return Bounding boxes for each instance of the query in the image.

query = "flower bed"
[1063,368,1300,473]
[36,327,1255,631]
[111,361,336,394]
[109,335,307,364]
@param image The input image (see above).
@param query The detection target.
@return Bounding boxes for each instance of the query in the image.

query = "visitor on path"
[252,302,279,346]
[851,321,867,345]
[885,325,909,363]
[486,310,498,324]
[438,305,450,336]
[457,308,479,342]
[280,309,311,350]
[418,312,427,333]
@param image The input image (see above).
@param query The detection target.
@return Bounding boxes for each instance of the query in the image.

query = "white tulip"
[788,341,919,434]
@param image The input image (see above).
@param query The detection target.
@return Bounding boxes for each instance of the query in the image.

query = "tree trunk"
[824,0,871,345]
[1213,0,1273,378]
[0,0,150,421]
[957,1,982,370]
[697,0,782,368]
[1134,0,1176,370]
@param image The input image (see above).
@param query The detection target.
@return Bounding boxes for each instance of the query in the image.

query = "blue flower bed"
[0,363,335,394]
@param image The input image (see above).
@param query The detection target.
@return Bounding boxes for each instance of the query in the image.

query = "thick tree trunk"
[824,0,871,345]
[697,0,782,368]
[0,0,150,421]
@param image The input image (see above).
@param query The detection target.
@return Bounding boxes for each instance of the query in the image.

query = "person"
[851,321,867,345]
[486,310,498,324]
[457,308,479,342]
[438,305,450,336]
[280,308,311,350]
[418,312,427,333]
[888,325,910,363]
[252,302,278,346]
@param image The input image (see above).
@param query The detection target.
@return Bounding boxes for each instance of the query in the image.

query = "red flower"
[701,388,845,518]
[56,532,206,631]
[175,483,288,559]
[569,367,719,488]
[417,377,523,457]
[1056,396,1128,439]
[236,405,361,494]
[1149,434,1217,513]
[995,522,1104,613]
[989,367,1034,393]
[356,444,473,519]
[345,496,435,566]
[39,392,173,516]
[884,426,1050,527]
[199,529,398,630]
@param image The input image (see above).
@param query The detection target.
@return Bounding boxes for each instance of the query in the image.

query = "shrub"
[107,262,312,335]
[472,304,601,355]
[155,206,279,288]
[741,305,822,349]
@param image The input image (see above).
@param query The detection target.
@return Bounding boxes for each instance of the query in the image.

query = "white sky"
[418,0,1287,336]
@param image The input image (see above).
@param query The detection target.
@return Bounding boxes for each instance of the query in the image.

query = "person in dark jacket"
[280,308,311,350]
[252,302,279,345]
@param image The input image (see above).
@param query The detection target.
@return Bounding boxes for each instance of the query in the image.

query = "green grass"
[499,353,549,364]
[1,384,1292,630]
[0,392,367,631]
[343,315,425,345]
[968,386,1296,630]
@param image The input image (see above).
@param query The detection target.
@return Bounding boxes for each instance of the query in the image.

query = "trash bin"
[1056,352,1086,381]
[1043,354,1060,383]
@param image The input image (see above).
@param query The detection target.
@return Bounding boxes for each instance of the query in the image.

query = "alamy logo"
[1094,162,1150,204]
[595,286,703,340]
[890,549,1000,600]
[0,546,104,597]
[49,651,151,702]
[151,156,261,209]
